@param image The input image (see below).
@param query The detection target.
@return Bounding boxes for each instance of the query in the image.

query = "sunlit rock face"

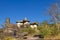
[30,25,34,28]
[24,22,30,24]
[4,29,13,33]
[4,24,18,34]
[16,17,30,28]
[24,22,30,28]
[30,25,38,29]
[4,18,18,34]
[23,17,30,28]
[30,22,38,30]
[16,20,23,28]
[16,23,23,28]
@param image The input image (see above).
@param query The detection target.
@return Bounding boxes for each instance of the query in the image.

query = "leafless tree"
[48,3,60,23]
[48,3,60,31]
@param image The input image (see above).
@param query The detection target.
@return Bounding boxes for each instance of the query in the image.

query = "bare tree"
[48,3,60,31]
[48,3,60,23]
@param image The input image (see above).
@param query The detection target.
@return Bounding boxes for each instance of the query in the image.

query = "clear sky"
[0,0,60,25]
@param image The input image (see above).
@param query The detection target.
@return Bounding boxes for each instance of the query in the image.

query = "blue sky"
[0,0,60,25]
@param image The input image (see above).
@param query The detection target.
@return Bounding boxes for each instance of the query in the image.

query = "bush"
[19,27,36,35]
[38,26,59,37]
[3,36,16,40]
[50,27,58,35]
